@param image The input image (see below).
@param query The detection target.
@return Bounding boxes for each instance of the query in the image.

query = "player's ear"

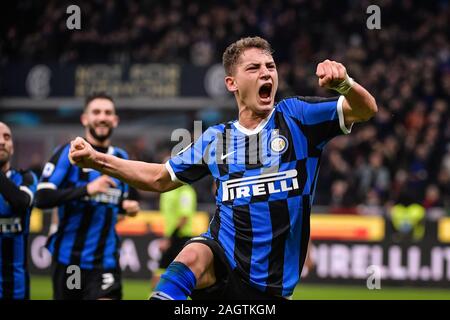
[225,76,238,92]
[112,114,119,128]
[80,112,88,127]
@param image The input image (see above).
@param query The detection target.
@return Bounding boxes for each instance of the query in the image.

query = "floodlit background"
[1,0,449,299]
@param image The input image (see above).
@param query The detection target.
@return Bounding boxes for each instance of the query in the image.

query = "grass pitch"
[30,276,450,300]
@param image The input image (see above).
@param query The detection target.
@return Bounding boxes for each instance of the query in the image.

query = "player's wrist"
[91,150,106,171]
[331,74,355,95]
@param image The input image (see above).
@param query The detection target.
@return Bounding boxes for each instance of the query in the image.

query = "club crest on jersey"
[222,169,299,201]
[270,134,288,154]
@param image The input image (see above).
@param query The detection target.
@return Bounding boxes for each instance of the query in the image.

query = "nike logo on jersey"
[220,150,236,160]
[222,169,299,201]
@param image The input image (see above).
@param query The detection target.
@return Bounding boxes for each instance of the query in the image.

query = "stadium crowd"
[1,0,449,214]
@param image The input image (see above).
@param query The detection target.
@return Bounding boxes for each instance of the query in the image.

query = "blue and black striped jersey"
[0,169,37,299]
[166,96,351,297]
[37,143,130,270]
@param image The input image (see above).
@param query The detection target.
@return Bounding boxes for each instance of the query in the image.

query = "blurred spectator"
[355,152,390,203]
[423,184,443,209]
[329,180,357,214]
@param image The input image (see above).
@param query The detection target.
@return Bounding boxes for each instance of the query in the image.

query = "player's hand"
[69,137,97,168]
[316,59,348,90]
[87,175,117,195]
[158,238,171,252]
[122,199,140,217]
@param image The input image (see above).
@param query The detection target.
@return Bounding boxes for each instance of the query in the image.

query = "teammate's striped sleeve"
[38,144,71,190]
[19,170,38,206]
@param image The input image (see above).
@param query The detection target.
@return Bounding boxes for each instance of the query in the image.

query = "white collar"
[233,108,275,135]
[6,170,12,178]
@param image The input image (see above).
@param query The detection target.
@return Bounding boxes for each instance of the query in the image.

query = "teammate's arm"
[0,171,33,214]
[35,186,88,208]
[35,175,117,208]
[69,137,182,193]
[316,59,377,125]
[35,143,120,208]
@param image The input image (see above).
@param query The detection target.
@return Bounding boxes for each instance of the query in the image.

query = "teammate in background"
[68,37,377,300]
[151,161,197,288]
[35,93,140,300]
[0,122,38,300]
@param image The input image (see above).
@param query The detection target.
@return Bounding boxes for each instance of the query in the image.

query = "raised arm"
[316,59,378,126]
[68,137,182,193]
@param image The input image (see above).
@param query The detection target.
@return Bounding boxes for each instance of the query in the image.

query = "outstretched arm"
[69,137,182,193]
[316,59,378,126]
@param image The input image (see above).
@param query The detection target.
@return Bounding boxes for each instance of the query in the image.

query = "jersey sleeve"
[283,96,352,149]
[115,148,130,199]
[19,170,38,206]
[0,170,37,211]
[165,129,216,184]
[38,144,71,190]
[114,148,137,216]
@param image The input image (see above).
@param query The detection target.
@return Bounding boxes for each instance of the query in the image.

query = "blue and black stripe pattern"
[167,96,350,297]
[38,144,129,270]
[0,169,37,299]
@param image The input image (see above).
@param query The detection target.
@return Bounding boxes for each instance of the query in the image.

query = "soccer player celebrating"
[0,122,38,300]
[68,37,377,300]
[35,93,140,300]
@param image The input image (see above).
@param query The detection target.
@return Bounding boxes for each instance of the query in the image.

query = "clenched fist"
[316,59,354,94]
[69,137,97,169]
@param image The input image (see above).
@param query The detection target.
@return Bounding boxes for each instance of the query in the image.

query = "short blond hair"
[222,36,273,75]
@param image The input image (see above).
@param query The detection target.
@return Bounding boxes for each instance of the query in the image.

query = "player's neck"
[238,106,272,130]
[1,162,10,174]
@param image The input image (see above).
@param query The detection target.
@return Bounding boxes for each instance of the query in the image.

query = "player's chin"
[255,97,274,112]
[0,152,9,163]
[94,128,112,139]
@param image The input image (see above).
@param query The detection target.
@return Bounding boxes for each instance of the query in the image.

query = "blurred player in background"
[35,93,140,300]
[0,122,38,299]
[68,37,377,300]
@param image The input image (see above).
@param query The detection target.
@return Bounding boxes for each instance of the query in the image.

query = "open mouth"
[258,83,272,101]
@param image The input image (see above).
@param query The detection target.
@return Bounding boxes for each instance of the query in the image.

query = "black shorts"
[52,262,122,300]
[159,236,191,269]
[185,237,286,300]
